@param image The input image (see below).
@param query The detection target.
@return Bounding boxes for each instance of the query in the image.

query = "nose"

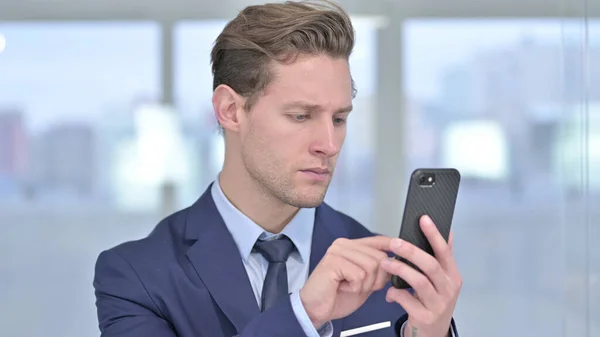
[309,119,341,158]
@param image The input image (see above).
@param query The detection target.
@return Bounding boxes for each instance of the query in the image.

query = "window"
[404,19,600,336]
[0,22,161,337]
[174,20,228,196]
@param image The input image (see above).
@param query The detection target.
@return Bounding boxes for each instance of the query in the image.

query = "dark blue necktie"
[253,236,295,312]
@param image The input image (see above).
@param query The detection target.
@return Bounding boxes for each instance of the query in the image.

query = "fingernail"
[391,238,402,249]
[422,215,433,227]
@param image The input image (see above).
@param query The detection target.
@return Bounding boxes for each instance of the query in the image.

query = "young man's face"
[239,54,353,208]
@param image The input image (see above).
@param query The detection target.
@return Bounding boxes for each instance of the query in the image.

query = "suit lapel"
[184,186,259,333]
[310,204,348,336]
[184,188,349,335]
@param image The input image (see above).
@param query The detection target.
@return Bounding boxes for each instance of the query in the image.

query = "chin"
[286,186,328,208]
[289,198,325,209]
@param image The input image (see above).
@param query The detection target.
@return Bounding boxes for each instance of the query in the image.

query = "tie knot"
[253,236,295,263]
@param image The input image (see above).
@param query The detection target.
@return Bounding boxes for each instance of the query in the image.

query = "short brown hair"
[211,0,356,110]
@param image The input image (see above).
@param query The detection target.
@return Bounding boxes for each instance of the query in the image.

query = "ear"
[212,84,245,133]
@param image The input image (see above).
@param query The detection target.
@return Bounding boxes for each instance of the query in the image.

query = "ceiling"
[0,0,598,21]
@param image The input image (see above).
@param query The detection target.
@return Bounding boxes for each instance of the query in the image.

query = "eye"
[333,117,347,125]
[290,114,309,122]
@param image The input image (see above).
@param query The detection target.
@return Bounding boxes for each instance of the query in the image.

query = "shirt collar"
[211,177,315,264]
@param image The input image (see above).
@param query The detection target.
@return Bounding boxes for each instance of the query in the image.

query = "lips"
[302,167,330,174]
[299,167,331,182]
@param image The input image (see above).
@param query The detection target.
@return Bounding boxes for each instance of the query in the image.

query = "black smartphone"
[391,168,461,289]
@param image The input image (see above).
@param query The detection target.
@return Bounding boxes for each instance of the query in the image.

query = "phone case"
[391,168,461,289]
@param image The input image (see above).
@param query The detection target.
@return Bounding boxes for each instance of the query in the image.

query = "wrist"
[299,288,327,329]
[403,322,451,337]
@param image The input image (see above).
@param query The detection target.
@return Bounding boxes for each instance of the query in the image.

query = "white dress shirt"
[211,179,333,336]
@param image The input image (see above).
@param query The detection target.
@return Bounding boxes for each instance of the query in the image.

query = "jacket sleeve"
[233,294,323,337]
[93,249,177,337]
[94,249,321,337]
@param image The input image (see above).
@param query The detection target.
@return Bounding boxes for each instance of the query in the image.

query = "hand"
[380,215,462,337]
[299,236,392,328]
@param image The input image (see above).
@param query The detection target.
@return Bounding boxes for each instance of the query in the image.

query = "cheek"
[263,134,308,171]
[269,134,304,159]
[337,128,347,144]
[244,121,287,161]
[245,114,315,164]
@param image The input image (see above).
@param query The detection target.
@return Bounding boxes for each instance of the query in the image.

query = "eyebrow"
[282,101,353,114]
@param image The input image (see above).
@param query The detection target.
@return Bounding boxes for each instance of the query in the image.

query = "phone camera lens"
[418,173,435,187]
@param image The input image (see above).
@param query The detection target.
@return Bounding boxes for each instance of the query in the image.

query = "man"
[93,1,462,336]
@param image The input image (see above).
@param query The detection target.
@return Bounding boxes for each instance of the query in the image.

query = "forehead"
[264,54,353,107]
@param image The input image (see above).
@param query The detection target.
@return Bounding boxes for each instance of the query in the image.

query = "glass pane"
[559,17,599,337]
[174,17,379,226]
[404,19,600,336]
[174,20,228,195]
[0,22,160,337]
[591,19,600,337]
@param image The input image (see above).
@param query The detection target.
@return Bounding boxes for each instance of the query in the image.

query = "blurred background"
[0,0,598,336]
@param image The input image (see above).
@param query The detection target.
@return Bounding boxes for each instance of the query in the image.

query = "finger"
[327,254,368,293]
[329,239,381,292]
[389,238,449,295]
[385,287,429,319]
[353,235,393,252]
[448,231,454,252]
[420,215,460,278]
[339,240,391,290]
[419,215,450,262]
[380,257,438,308]
[336,236,393,291]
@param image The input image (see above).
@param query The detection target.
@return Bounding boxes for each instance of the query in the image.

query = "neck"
[218,161,299,234]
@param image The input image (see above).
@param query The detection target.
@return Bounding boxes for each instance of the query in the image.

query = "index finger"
[354,235,394,252]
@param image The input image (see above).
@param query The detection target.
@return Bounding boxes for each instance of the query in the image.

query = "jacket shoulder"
[98,207,190,269]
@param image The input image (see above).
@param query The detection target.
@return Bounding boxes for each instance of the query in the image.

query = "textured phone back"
[399,168,461,255]
[392,168,460,288]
